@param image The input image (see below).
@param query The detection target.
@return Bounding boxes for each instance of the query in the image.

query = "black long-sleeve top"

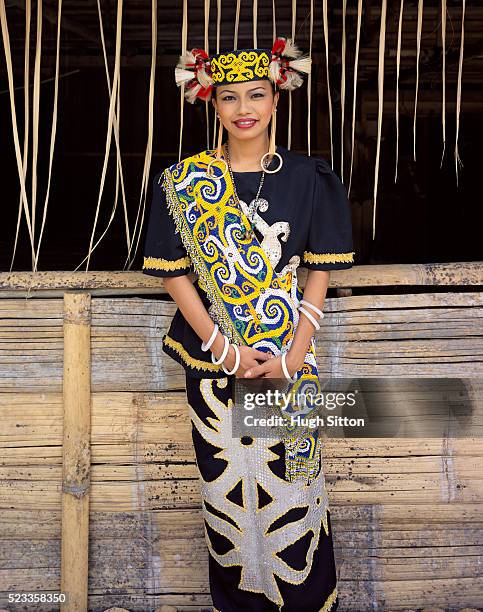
[142,146,355,378]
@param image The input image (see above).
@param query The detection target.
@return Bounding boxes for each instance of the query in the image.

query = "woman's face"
[212,80,278,142]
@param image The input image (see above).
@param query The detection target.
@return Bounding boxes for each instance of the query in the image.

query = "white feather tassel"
[175,48,213,101]
[279,71,303,90]
[269,37,311,89]
[197,65,213,88]
[289,56,311,75]
[185,83,201,104]
[177,50,196,69]
[269,60,281,84]
[175,67,196,86]
[282,38,302,59]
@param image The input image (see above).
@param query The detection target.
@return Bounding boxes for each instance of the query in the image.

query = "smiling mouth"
[233,118,258,129]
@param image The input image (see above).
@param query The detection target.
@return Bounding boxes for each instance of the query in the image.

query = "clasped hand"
[222,345,300,379]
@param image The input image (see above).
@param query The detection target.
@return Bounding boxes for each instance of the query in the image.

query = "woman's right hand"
[221,345,273,378]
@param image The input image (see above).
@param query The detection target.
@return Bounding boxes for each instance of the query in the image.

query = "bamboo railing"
[0,263,482,611]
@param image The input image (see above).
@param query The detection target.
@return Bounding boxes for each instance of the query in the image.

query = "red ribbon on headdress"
[184,48,213,100]
[271,38,286,58]
[186,81,212,101]
[184,48,210,70]
[270,37,292,86]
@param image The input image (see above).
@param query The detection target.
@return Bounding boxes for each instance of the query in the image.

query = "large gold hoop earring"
[261,107,283,173]
[207,118,229,179]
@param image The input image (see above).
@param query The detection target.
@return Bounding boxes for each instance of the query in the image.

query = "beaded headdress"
[174,37,311,174]
[175,38,311,103]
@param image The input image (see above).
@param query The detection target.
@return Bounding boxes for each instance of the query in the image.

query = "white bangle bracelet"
[211,334,230,365]
[222,343,241,375]
[201,322,219,351]
[281,351,297,382]
[300,298,324,319]
[298,306,321,331]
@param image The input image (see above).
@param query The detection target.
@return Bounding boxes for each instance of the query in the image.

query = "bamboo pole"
[60,292,91,612]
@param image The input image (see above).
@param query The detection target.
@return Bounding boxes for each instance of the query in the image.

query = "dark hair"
[212,80,276,99]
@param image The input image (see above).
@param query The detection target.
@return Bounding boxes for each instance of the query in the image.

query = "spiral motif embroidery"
[162,149,325,484]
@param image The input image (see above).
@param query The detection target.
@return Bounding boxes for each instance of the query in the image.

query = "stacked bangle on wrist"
[298,298,324,331]
[300,299,324,318]
[211,334,230,365]
[281,351,297,382]
[222,343,241,375]
[205,326,240,375]
[298,306,320,330]
[201,323,219,351]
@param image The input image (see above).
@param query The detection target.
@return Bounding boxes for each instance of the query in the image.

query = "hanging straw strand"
[216,1,221,58]
[31,0,42,266]
[234,0,240,50]
[212,0,221,149]
[373,0,387,240]
[272,0,276,42]
[413,0,423,161]
[348,0,362,197]
[340,0,347,182]
[322,0,334,168]
[440,0,447,168]
[253,0,257,48]
[76,0,124,272]
[125,0,158,269]
[115,81,121,251]
[454,0,466,185]
[269,96,277,157]
[75,0,129,272]
[287,0,296,150]
[0,0,35,266]
[10,0,31,272]
[179,0,188,161]
[102,0,130,266]
[394,0,404,182]
[74,0,129,272]
[204,0,210,150]
[307,0,313,156]
[34,0,63,271]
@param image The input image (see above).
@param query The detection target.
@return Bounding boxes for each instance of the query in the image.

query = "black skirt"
[185,373,339,612]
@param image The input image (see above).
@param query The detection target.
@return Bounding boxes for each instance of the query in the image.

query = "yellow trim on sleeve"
[143,255,191,271]
[303,251,354,264]
[163,334,223,372]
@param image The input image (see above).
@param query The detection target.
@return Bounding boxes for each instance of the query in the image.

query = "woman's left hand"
[243,351,301,379]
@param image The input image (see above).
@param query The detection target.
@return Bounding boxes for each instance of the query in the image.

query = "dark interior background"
[1,0,481,273]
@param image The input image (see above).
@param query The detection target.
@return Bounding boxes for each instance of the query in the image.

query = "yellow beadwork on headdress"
[175,38,311,103]
[210,50,270,85]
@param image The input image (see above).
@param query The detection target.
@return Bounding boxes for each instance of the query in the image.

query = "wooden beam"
[0,263,481,297]
[60,292,91,612]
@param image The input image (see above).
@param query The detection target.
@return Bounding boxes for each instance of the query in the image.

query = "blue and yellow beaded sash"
[162,149,324,484]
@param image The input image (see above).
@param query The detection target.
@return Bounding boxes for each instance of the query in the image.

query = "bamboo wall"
[0,264,482,611]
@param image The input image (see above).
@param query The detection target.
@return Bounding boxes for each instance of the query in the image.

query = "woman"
[142,39,354,612]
